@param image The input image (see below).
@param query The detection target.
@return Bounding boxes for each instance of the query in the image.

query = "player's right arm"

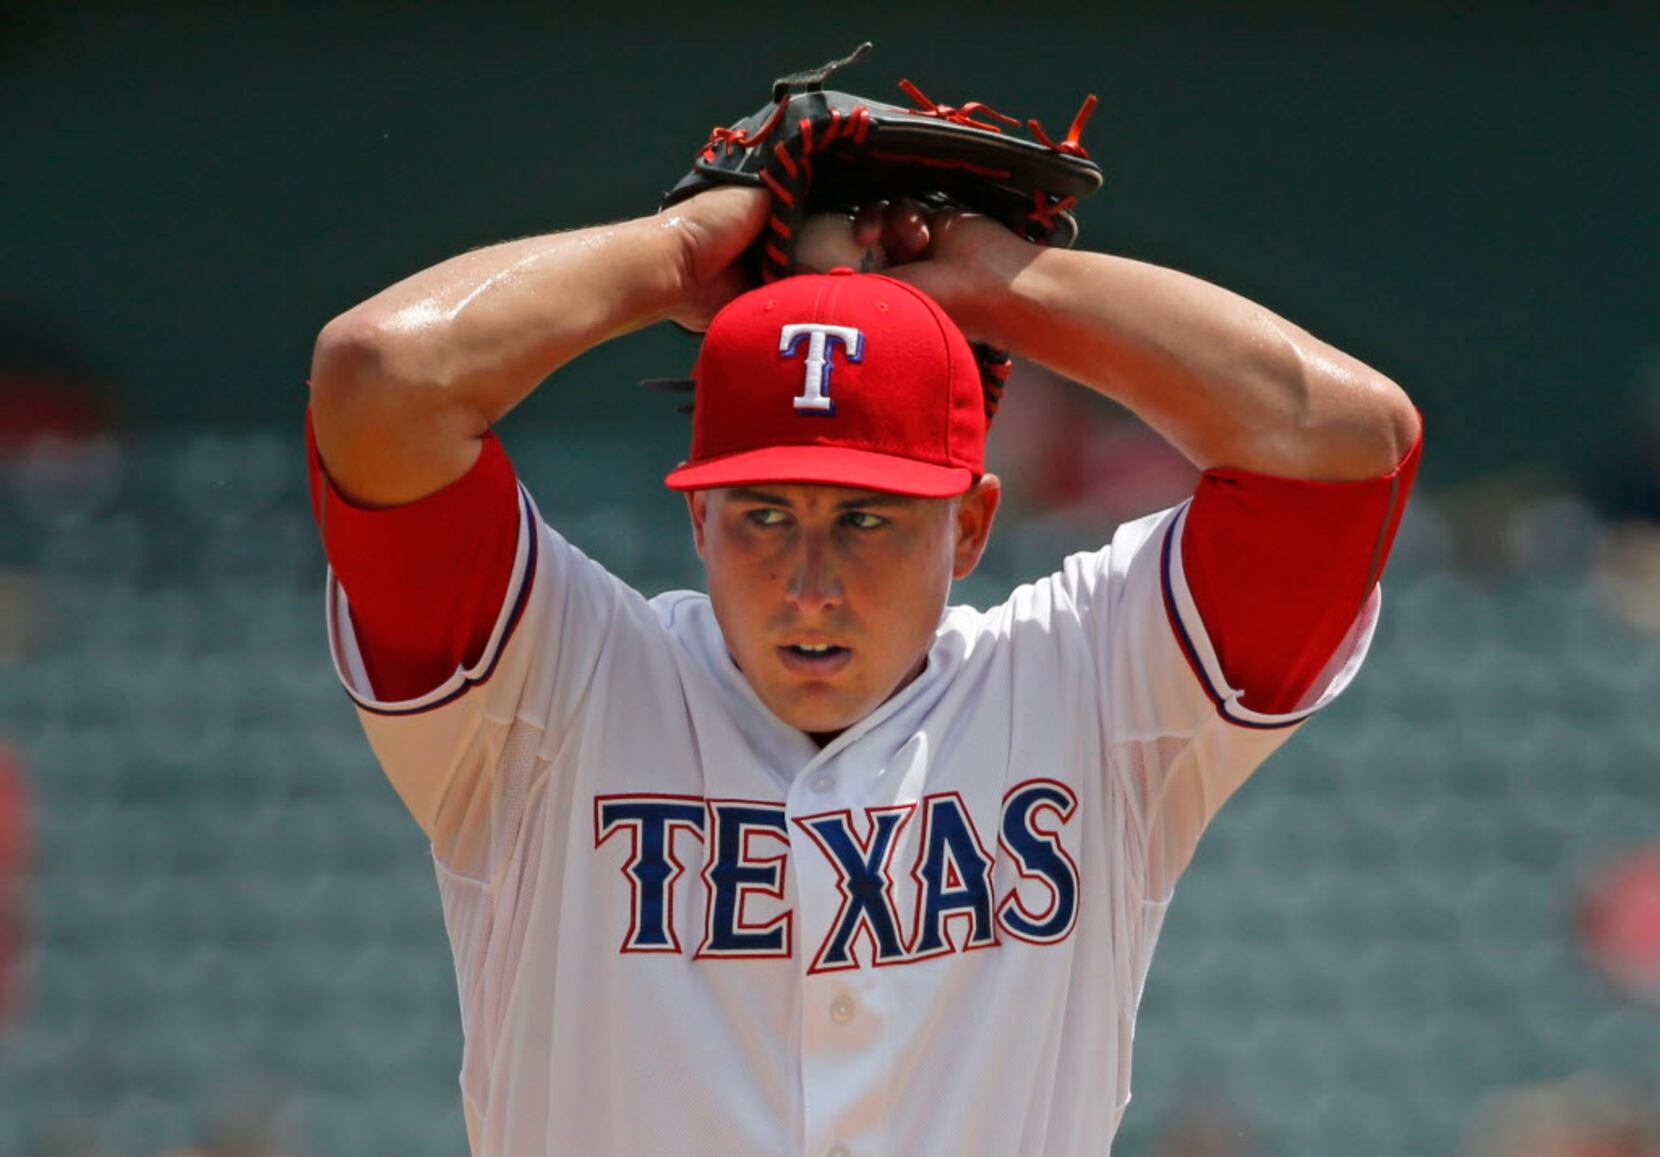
[308,186,770,507]
[306,189,767,846]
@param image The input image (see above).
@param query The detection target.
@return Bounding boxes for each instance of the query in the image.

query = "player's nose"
[785,535,843,613]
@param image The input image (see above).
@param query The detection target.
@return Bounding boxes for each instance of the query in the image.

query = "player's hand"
[843,200,1041,345]
[662,186,773,332]
[789,201,927,275]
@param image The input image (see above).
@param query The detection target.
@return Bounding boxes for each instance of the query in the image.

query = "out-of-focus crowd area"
[0,347,1656,1155]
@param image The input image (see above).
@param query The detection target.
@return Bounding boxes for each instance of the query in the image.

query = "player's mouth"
[777,641,853,677]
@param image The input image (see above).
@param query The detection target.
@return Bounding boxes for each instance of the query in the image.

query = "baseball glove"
[660,42,1104,421]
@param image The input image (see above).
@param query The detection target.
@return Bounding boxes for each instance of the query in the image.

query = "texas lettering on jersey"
[593,779,1080,968]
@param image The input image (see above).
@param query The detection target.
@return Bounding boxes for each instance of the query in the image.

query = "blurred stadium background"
[2,2,1656,1154]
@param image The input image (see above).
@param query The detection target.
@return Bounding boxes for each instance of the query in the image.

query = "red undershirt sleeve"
[1179,424,1423,715]
[304,406,522,703]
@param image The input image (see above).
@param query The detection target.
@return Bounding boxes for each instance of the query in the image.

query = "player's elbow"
[310,309,449,415]
[1273,328,1420,478]
[308,313,433,453]
[1300,372,1419,480]
[1359,373,1421,471]
[312,311,395,398]
[1245,370,1418,483]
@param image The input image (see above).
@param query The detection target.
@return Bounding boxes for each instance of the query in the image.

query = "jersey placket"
[785,726,932,1157]
[787,761,888,1157]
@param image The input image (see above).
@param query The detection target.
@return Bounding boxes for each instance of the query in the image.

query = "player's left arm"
[868,204,1419,480]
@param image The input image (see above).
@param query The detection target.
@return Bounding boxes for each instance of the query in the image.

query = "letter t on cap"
[781,324,865,415]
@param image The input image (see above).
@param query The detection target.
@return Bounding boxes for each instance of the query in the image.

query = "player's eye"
[841,511,887,530]
[746,508,791,527]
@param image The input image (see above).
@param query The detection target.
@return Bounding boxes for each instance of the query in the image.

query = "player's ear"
[686,490,711,560]
[951,473,1000,581]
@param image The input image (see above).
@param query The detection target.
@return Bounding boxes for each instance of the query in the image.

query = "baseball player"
[305,183,1420,1154]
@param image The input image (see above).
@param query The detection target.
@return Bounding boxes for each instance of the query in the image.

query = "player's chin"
[766,682,874,737]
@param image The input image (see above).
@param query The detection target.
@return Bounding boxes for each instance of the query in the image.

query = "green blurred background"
[1,2,1657,1154]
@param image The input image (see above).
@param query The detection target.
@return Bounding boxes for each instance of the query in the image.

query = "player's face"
[689,477,1000,743]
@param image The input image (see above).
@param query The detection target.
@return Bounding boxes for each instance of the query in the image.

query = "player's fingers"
[853,201,888,247]
[794,211,867,275]
[886,198,931,262]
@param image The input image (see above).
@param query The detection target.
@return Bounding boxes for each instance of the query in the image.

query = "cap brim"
[665,445,974,498]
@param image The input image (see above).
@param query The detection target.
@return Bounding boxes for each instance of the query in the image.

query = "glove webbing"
[755,106,874,279]
[891,79,1096,245]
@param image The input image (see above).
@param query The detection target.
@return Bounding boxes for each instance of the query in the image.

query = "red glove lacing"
[1026,94,1099,159]
[896,79,1022,134]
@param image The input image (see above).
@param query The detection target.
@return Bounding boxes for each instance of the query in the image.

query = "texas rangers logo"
[780,323,864,415]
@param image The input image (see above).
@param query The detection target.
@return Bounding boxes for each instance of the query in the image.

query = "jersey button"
[829,994,855,1024]
[810,773,836,794]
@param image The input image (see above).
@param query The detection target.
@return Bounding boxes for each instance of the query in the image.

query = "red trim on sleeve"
[304,407,522,703]
[1181,425,1422,715]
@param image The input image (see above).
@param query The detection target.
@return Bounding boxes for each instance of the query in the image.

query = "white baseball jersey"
[324,487,1378,1156]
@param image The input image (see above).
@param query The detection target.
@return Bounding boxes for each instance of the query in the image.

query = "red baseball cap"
[664,268,986,497]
